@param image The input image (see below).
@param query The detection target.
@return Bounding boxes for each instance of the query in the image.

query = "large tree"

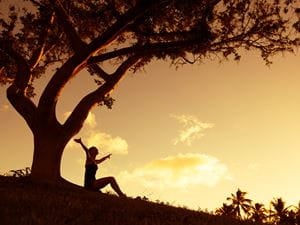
[0,0,299,182]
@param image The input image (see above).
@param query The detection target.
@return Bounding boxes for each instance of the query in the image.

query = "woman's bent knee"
[108,176,116,182]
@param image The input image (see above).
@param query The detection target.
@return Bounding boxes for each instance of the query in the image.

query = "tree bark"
[30,122,68,181]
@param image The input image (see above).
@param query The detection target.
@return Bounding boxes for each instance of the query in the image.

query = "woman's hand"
[74,138,82,143]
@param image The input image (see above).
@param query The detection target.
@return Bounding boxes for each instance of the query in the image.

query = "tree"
[249,203,268,224]
[226,188,252,220]
[270,198,292,225]
[0,0,299,182]
[293,202,300,225]
[215,203,235,218]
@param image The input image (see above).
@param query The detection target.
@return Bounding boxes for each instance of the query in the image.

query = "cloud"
[84,112,97,128]
[171,114,214,146]
[86,132,128,155]
[63,111,97,128]
[119,153,230,190]
[64,111,128,155]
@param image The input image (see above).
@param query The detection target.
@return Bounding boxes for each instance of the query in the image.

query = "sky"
[1,49,300,211]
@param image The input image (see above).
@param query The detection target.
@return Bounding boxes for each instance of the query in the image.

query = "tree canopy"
[0,0,299,180]
[1,1,299,92]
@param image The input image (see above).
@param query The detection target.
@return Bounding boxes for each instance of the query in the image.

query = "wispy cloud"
[65,111,128,155]
[119,153,230,190]
[171,114,214,146]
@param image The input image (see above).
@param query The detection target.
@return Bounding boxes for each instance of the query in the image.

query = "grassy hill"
[0,176,259,225]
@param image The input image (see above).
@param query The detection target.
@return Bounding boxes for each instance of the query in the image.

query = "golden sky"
[1,51,300,210]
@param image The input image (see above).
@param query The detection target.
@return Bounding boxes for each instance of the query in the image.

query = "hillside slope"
[0,176,258,225]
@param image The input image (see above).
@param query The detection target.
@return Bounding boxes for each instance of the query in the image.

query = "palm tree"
[294,201,300,225]
[215,203,235,218]
[287,201,300,225]
[270,198,291,225]
[226,188,252,220]
[249,203,268,224]
[295,201,300,225]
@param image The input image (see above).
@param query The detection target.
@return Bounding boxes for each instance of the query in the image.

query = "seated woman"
[74,138,125,197]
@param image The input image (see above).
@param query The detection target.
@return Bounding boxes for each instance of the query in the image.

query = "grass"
[0,176,259,225]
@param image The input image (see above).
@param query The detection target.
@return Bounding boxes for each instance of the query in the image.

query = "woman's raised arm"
[74,138,89,155]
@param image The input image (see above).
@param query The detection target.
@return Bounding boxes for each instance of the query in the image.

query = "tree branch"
[28,12,56,70]
[29,0,45,7]
[87,0,172,53]
[37,53,87,121]
[128,0,220,40]
[88,39,204,64]
[7,85,37,131]
[37,1,169,121]
[0,41,37,130]
[51,0,108,80]
[63,55,140,136]
[88,64,110,82]
[53,0,87,52]
[0,40,31,92]
[88,20,281,65]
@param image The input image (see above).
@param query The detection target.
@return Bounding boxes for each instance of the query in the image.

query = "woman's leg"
[93,176,125,197]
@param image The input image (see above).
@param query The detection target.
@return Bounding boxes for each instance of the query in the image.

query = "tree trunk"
[30,123,69,182]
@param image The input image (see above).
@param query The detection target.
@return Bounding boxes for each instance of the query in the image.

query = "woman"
[74,138,125,197]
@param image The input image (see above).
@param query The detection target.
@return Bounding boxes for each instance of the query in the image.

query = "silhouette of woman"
[74,138,125,197]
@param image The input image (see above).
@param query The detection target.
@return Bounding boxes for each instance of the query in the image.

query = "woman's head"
[89,146,99,157]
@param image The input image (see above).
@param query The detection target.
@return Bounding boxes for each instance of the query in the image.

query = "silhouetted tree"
[270,198,291,225]
[290,202,300,225]
[226,188,252,220]
[278,202,300,225]
[294,202,300,225]
[0,0,299,182]
[249,203,268,224]
[215,203,235,218]
[285,210,298,225]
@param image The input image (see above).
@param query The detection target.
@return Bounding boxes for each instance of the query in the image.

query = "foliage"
[0,0,299,96]
[249,203,268,224]
[216,189,300,225]
[220,188,252,220]
[215,203,236,218]
[3,167,31,177]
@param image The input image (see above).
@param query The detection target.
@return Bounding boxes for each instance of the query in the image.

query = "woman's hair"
[89,146,98,155]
